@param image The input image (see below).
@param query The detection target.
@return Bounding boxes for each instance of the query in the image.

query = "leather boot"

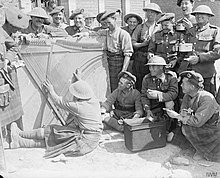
[19,128,45,139]
[10,122,46,149]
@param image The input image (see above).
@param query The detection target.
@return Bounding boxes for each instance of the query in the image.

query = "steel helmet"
[28,7,48,19]
[69,80,94,99]
[146,56,167,66]
[191,5,214,17]
[143,3,162,14]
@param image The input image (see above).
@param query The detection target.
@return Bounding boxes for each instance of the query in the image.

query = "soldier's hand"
[147,52,154,60]
[146,89,158,99]
[185,55,199,65]
[168,59,177,68]
[72,32,89,39]
[71,68,82,83]
[43,80,54,94]
[182,17,193,29]
[37,33,50,39]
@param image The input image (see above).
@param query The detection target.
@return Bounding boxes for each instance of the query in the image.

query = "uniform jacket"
[50,93,103,132]
[0,28,24,126]
[49,22,68,30]
[121,26,136,37]
[185,23,220,78]
[132,22,161,51]
[148,29,179,63]
[141,71,178,111]
[21,21,68,37]
[102,88,143,118]
[65,25,90,36]
[181,90,220,162]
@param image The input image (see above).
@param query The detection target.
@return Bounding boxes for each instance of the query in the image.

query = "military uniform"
[0,28,24,128]
[22,21,68,37]
[177,71,220,162]
[184,23,220,95]
[0,6,29,131]
[141,71,178,115]
[131,3,162,91]
[65,25,90,36]
[148,30,179,64]
[102,71,143,132]
[131,22,161,91]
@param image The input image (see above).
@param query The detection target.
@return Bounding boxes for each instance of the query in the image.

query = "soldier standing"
[65,9,90,36]
[148,13,179,71]
[131,3,162,91]
[0,5,29,145]
[49,6,68,29]
[21,7,68,37]
[183,5,220,96]
[176,0,196,29]
[73,10,133,92]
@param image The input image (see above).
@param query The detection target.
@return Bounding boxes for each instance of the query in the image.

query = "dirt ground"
[0,129,220,178]
[1,61,220,178]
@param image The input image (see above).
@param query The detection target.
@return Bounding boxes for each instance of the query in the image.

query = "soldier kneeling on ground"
[141,56,179,142]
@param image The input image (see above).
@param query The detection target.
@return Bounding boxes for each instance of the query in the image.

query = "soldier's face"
[195,13,210,25]
[127,17,139,30]
[74,14,85,27]
[181,78,193,94]
[52,12,63,24]
[49,0,57,8]
[181,0,194,15]
[100,21,108,29]
[85,17,95,27]
[118,78,130,90]
[149,65,163,76]
[105,17,117,31]
[161,21,174,32]
[145,10,157,22]
[32,16,44,27]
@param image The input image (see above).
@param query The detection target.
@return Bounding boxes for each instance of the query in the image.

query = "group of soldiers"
[1,0,220,163]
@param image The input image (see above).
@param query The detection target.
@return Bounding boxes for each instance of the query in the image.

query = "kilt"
[132,51,149,91]
[44,124,101,158]
[182,123,220,162]
[107,54,124,92]
[0,69,24,127]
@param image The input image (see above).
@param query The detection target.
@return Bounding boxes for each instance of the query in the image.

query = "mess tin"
[179,43,193,52]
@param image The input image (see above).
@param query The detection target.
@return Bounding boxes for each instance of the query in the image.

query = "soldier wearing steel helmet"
[141,56,178,138]
[131,3,162,92]
[9,70,103,158]
[182,5,220,96]
[21,7,68,37]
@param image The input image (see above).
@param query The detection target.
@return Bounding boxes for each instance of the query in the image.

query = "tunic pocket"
[197,35,213,51]
[0,84,10,107]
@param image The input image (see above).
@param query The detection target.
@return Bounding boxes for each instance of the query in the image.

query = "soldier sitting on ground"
[141,56,178,141]
[101,71,143,132]
[10,70,103,158]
